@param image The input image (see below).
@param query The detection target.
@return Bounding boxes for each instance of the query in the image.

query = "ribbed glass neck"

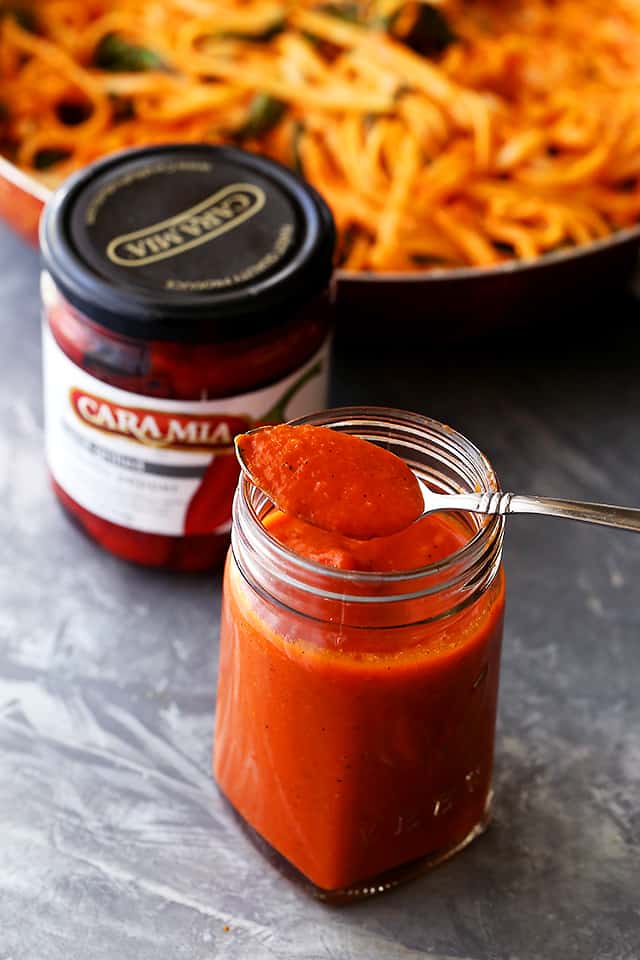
[231,408,504,628]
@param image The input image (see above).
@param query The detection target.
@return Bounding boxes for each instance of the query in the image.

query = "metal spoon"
[414,489,640,532]
[235,434,640,535]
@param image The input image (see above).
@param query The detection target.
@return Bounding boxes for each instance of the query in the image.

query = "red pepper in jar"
[40,145,335,571]
[184,361,325,536]
[184,455,241,538]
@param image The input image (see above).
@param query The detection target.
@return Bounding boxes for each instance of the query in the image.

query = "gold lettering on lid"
[105,183,266,267]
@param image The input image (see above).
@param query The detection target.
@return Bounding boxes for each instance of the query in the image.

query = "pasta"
[1,0,640,272]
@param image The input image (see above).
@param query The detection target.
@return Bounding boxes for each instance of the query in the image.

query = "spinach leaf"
[218,18,286,43]
[94,33,165,72]
[236,93,287,139]
[314,3,361,24]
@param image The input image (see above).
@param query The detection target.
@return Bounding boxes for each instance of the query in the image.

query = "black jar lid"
[40,144,336,343]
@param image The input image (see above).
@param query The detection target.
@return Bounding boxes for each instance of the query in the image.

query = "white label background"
[43,328,330,536]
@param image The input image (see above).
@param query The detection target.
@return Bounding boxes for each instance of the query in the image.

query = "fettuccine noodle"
[1,0,639,271]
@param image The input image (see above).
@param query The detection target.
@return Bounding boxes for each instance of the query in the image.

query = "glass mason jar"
[39,144,335,571]
[214,407,506,900]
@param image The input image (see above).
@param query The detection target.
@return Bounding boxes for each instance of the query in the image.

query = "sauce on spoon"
[236,423,424,540]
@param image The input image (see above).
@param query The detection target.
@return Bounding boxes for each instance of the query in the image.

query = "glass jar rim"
[235,406,504,590]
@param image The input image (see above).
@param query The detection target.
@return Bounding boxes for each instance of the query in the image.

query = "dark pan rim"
[334,221,640,284]
[2,153,639,283]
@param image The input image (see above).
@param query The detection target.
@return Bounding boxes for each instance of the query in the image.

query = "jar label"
[43,329,330,537]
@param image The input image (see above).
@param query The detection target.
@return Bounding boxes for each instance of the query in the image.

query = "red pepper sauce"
[237,424,424,539]
[215,451,505,890]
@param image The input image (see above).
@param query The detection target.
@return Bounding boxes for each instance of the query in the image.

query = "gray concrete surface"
[1,223,639,959]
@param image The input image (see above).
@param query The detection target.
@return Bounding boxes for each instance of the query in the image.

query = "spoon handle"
[439,491,640,533]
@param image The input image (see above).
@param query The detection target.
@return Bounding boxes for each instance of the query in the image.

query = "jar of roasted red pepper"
[40,145,335,571]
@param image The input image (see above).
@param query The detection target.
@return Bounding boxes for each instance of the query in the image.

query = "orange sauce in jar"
[214,411,506,895]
